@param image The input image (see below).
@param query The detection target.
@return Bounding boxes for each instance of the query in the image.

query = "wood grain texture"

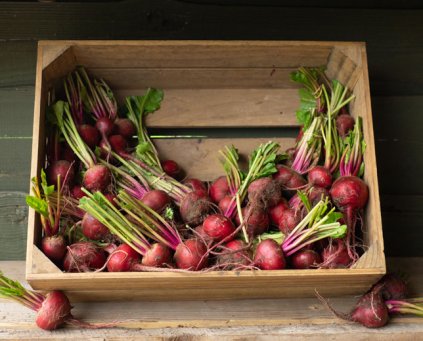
[1,258,423,339]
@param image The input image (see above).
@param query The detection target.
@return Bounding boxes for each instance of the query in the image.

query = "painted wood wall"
[0,0,422,260]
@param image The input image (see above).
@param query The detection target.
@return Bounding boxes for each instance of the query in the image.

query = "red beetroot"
[61,144,76,163]
[336,113,355,137]
[291,249,321,269]
[236,206,269,236]
[114,118,136,139]
[248,177,282,208]
[269,200,289,226]
[78,124,100,149]
[317,286,389,328]
[203,214,236,242]
[174,239,208,270]
[141,243,172,267]
[71,185,86,200]
[107,244,140,272]
[217,239,251,267]
[278,208,301,235]
[63,242,106,272]
[218,195,233,213]
[161,160,181,178]
[81,213,109,241]
[95,117,114,136]
[41,235,67,263]
[374,274,407,300]
[308,186,330,206]
[35,291,72,330]
[193,224,212,243]
[321,239,353,268]
[179,192,212,225]
[273,165,307,195]
[83,164,111,192]
[184,178,208,198]
[109,134,128,154]
[104,192,118,207]
[141,190,171,213]
[254,239,286,270]
[209,176,230,203]
[47,160,74,186]
[308,166,332,188]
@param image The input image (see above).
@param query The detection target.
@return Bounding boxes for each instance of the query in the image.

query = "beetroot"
[269,200,289,226]
[209,176,230,203]
[174,239,208,270]
[291,250,321,269]
[179,192,212,225]
[81,213,109,241]
[107,244,140,272]
[35,291,72,330]
[60,144,76,163]
[308,166,332,188]
[141,243,172,267]
[83,164,112,192]
[63,242,106,272]
[317,286,389,328]
[162,160,181,178]
[203,214,236,242]
[41,235,67,263]
[217,239,251,267]
[336,113,355,137]
[114,118,136,139]
[109,134,128,154]
[218,195,233,214]
[236,206,269,237]
[183,178,208,198]
[374,274,407,300]
[247,177,282,208]
[95,117,114,136]
[71,185,86,200]
[278,208,300,235]
[254,239,286,270]
[47,160,74,186]
[273,165,306,195]
[308,186,330,206]
[78,124,100,148]
[321,239,352,268]
[141,190,171,213]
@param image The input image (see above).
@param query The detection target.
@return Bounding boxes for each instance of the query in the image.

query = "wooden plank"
[0,193,27,260]
[1,258,423,339]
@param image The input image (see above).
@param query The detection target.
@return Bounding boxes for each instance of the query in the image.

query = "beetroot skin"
[236,206,269,237]
[63,242,106,272]
[114,118,136,139]
[161,160,181,178]
[254,239,286,270]
[141,190,171,213]
[291,250,321,269]
[107,244,140,272]
[278,208,300,235]
[81,213,109,241]
[47,160,74,186]
[83,165,112,192]
[269,200,289,226]
[179,192,212,225]
[248,177,282,208]
[203,214,236,242]
[308,166,332,188]
[336,113,355,138]
[41,235,67,263]
[183,178,208,198]
[217,239,251,267]
[209,176,230,203]
[78,124,100,148]
[35,291,72,330]
[141,243,172,267]
[174,239,208,270]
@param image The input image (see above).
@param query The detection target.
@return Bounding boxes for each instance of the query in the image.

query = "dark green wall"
[0,0,422,259]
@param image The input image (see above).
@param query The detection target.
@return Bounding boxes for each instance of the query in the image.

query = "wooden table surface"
[0,257,422,340]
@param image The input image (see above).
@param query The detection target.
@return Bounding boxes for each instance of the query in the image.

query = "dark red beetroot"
[218,195,233,214]
[308,186,330,207]
[308,166,332,188]
[254,239,286,270]
[78,124,100,149]
[193,224,212,243]
[317,286,389,328]
[83,164,112,192]
[203,214,236,242]
[60,143,76,163]
[104,192,118,207]
[63,242,106,272]
[95,117,115,136]
[141,243,172,267]
[161,160,181,178]
[35,291,72,330]
[321,239,353,268]
[248,177,282,208]
[114,118,136,139]
[291,249,321,269]
[273,165,307,195]
[81,213,109,241]
[179,192,213,225]
[174,239,208,270]
[107,244,140,272]
[71,185,86,200]
[209,176,230,203]
[336,113,355,137]
[373,274,407,300]
[278,208,301,235]
[47,160,74,186]
[235,206,269,236]
[184,178,208,198]
[269,199,289,226]
[109,134,128,154]
[217,239,251,267]
[141,190,171,213]
[41,235,67,263]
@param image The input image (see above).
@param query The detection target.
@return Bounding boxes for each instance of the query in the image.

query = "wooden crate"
[26,40,385,301]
